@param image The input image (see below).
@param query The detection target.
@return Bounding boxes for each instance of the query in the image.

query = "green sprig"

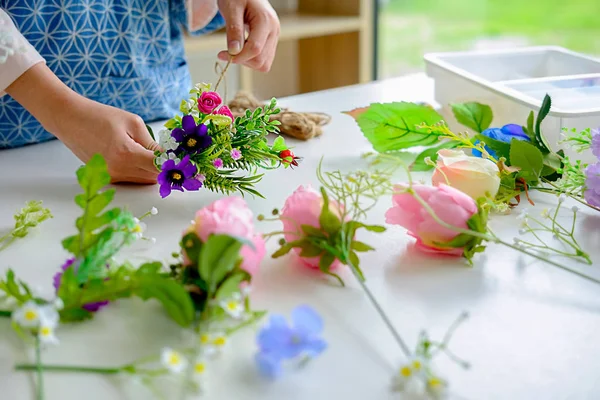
[0,201,52,251]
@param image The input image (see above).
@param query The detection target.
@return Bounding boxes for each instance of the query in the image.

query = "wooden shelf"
[184,14,363,53]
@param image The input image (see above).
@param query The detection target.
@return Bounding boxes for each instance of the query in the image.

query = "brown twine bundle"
[214,59,331,140]
[228,91,331,141]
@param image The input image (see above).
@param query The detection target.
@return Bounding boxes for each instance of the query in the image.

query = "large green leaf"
[199,235,244,294]
[347,102,444,152]
[510,140,545,183]
[533,94,552,154]
[451,102,493,133]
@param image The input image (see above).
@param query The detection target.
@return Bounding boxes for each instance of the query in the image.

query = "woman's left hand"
[217,0,280,72]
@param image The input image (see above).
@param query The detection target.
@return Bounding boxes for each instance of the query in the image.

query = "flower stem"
[0,310,11,318]
[15,364,122,375]
[348,263,412,358]
[35,337,44,400]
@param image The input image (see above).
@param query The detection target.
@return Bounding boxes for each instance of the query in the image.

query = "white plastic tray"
[424,46,600,162]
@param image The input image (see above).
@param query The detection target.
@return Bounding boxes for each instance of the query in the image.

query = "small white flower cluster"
[391,358,447,399]
[12,299,62,345]
[131,207,159,244]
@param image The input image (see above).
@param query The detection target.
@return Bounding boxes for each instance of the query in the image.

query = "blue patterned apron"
[0,0,224,148]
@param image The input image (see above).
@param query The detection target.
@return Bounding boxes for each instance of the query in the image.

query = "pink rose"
[431,149,500,200]
[280,185,344,269]
[385,183,478,256]
[191,196,265,276]
[198,91,222,114]
[216,105,234,120]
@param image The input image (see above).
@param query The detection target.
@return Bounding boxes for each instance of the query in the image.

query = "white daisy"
[219,293,244,319]
[161,348,187,374]
[12,301,41,328]
[426,375,449,399]
[38,323,59,345]
[131,218,147,239]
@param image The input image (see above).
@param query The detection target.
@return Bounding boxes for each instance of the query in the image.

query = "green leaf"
[136,276,195,327]
[318,188,342,235]
[351,241,375,252]
[299,242,323,257]
[146,125,155,141]
[319,252,336,272]
[198,234,244,294]
[510,140,545,183]
[346,221,386,233]
[410,140,459,172]
[0,270,33,304]
[271,136,287,152]
[271,243,294,258]
[347,102,444,152]
[348,251,361,270]
[533,94,552,154]
[526,111,535,140]
[540,152,562,177]
[475,134,511,160]
[77,154,111,196]
[300,224,326,238]
[215,272,249,300]
[181,233,203,265]
[451,102,493,133]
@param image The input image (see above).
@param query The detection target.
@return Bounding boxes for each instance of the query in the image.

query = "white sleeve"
[0,8,45,96]
[186,0,219,32]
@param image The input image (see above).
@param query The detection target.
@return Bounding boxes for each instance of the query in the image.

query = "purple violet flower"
[591,128,600,158]
[231,148,242,161]
[213,158,223,168]
[53,258,109,312]
[255,305,327,379]
[584,162,600,207]
[171,115,212,155]
[157,155,202,198]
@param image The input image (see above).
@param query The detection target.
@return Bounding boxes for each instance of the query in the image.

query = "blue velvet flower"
[255,305,327,379]
[472,124,531,158]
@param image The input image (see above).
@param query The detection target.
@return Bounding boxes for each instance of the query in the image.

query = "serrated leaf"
[77,154,111,196]
[346,102,444,152]
[510,140,544,183]
[410,140,459,172]
[451,102,493,133]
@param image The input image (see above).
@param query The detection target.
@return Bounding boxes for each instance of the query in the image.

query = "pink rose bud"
[385,183,478,256]
[188,197,265,276]
[198,91,222,114]
[280,185,344,269]
[216,105,234,120]
[432,149,501,200]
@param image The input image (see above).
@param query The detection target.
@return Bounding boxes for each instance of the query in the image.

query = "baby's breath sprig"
[0,200,52,251]
[514,199,592,265]
[560,127,592,153]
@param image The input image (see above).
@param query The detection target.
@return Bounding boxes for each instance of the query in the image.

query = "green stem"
[16,364,122,375]
[35,337,44,400]
[541,180,600,212]
[0,310,12,318]
[225,311,267,336]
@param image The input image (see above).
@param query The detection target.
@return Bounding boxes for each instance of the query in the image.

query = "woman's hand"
[6,64,160,184]
[217,0,280,72]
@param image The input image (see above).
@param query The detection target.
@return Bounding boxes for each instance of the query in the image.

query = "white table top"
[2,74,600,400]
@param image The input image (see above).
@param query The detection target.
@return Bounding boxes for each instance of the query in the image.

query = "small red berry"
[279,149,293,160]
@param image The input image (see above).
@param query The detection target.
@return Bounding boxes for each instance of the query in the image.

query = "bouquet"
[152,83,300,198]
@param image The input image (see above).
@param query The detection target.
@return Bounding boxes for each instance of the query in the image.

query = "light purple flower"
[231,148,242,161]
[53,258,109,312]
[591,128,600,158]
[213,158,223,168]
[584,162,600,207]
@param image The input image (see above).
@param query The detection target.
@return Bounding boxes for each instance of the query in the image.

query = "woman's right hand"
[6,64,160,184]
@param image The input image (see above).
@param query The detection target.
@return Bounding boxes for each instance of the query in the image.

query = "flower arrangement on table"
[151,83,300,199]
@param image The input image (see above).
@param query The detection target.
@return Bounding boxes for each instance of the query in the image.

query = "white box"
[424,46,600,163]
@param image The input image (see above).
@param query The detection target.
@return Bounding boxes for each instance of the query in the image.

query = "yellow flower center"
[227,301,238,311]
[186,138,197,147]
[132,224,142,233]
[412,360,422,370]
[194,362,206,374]
[400,366,412,377]
[172,172,182,181]
[428,377,443,387]
[24,310,37,321]
[213,336,226,347]
[40,326,51,336]
[200,334,210,344]
[168,353,180,365]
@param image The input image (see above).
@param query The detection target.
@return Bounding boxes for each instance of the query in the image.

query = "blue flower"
[472,124,530,158]
[255,305,327,378]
